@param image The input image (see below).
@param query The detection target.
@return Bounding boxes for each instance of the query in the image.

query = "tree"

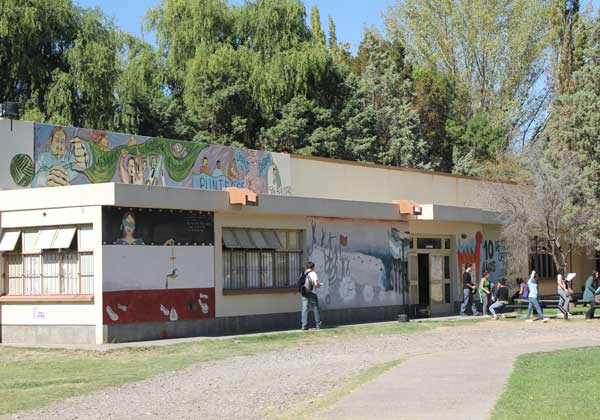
[310,5,325,45]
[386,0,553,146]
[344,30,429,169]
[550,0,585,95]
[492,142,599,276]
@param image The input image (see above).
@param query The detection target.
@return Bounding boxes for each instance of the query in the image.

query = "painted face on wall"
[100,135,110,149]
[49,130,67,159]
[127,157,137,177]
[122,213,136,236]
[150,156,157,168]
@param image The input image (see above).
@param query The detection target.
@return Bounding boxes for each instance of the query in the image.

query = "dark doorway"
[418,254,430,305]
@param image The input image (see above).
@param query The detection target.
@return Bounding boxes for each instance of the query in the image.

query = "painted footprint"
[117,304,128,312]
[169,307,179,321]
[199,294,210,314]
[105,305,119,321]
[160,304,170,316]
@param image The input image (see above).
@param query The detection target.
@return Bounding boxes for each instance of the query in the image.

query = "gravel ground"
[5,320,600,420]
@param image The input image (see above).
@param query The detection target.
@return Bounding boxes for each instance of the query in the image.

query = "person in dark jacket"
[582,271,599,319]
[489,278,509,320]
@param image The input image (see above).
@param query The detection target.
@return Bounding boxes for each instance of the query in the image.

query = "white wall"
[291,156,509,210]
[1,303,95,325]
[0,119,34,190]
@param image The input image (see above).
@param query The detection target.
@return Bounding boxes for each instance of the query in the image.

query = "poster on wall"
[32,123,292,194]
[457,231,506,295]
[307,217,410,310]
[102,207,214,246]
[102,206,216,325]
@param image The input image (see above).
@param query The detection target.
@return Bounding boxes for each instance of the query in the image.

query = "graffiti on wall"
[31,123,292,194]
[102,207,215,325]
[457,231,506,292]
[307,218,410,310]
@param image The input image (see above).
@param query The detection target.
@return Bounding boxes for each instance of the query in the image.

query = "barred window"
[2,226,94,296]
[529,237,558,279]
[223,228,302,290]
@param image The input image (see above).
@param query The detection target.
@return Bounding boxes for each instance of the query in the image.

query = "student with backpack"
[299,261,322,331]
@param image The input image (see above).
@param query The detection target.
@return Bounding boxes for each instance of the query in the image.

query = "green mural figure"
[10,154,34,187]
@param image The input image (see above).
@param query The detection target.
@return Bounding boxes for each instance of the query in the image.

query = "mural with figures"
[29,123,291,194]
[457,231,506,294]
[307,218,410,310]
[102,207,215,325]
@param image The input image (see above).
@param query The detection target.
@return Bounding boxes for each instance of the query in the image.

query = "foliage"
[491,142,599,274]
[386,0,553,146]
[4,0,599,179]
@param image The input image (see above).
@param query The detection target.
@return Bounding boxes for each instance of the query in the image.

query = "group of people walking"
[461,263,600,321]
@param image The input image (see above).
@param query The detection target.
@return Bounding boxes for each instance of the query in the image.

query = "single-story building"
[0,119,596,344]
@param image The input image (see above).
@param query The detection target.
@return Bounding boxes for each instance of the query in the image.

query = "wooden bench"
[502,298,560,314]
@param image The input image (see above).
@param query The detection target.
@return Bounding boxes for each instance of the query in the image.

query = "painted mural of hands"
[47,165,69,186]
[71,137,89,170]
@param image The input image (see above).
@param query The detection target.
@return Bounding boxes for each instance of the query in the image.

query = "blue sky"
[74,0,390,54]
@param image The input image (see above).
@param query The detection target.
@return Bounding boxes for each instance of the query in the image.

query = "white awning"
[0,230,21,251]
[52,227,77,249]
[34,228,58,250]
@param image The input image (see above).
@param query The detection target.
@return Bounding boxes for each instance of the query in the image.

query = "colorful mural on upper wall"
[307,217,410,310]
[28,123,291,194]
[102,207,216,325]
[457,231,506,293]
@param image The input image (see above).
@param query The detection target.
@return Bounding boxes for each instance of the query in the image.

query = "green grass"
[0,319,480,415]
[491,347,600,420]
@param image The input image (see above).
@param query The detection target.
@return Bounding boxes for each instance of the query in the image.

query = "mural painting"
[102,207,215,325]
[307,217,410,310]
[32,123,292,194]
[457,231,506,294]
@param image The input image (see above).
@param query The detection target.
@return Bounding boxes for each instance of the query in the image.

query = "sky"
[74,0,391,54]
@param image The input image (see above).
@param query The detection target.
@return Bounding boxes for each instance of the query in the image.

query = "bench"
[501,298,560,314]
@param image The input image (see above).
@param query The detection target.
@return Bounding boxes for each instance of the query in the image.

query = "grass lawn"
[491,346,600,420]
[0,319,480,415]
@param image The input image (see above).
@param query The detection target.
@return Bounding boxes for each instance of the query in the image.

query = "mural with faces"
[31,123,292,194]
[307,217,410,310]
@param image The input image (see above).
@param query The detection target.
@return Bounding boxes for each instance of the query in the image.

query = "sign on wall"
[307,217,410,310]
[31,123,292,194]
[102,206,216,325]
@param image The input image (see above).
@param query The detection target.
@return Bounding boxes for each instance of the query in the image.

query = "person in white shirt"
[301,261,322,330]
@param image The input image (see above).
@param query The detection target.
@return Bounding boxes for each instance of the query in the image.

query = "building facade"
[0,120,595,344]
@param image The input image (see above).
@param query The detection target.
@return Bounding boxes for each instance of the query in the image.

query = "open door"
[430,254,452,315]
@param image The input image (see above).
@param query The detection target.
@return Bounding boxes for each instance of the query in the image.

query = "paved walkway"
[318,321,600,420]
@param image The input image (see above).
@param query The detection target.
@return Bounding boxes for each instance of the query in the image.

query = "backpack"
[298,270,313,295]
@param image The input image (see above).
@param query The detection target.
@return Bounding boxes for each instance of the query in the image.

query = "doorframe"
[407,235,454,316]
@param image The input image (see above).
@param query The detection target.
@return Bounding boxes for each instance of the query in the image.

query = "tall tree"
[386,0,553,146]
[310,5,325,45]
[344,30,429,169]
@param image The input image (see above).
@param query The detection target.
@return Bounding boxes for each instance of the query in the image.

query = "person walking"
[300,261,322,331]
[489,278,509,320]
[460,263,480,316]
[582,271,599,319]
[526,271,548,323]
[556,273,570,320]
[479,271,492,316]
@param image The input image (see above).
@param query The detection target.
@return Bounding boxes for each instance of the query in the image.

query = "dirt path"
[5,321,600,420]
